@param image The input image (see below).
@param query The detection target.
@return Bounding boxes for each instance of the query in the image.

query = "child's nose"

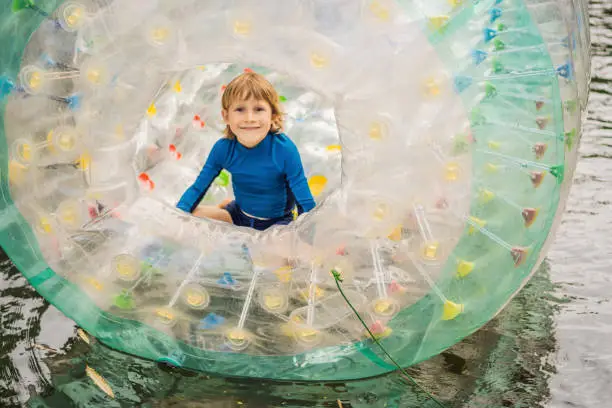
[246,110,255,121]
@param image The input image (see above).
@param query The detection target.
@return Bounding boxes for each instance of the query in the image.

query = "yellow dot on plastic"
[19,143,32,162]
[28,71,42,90]
[424,77,442,96]
[448,0,464,8]
[115,124,125,140]
[233,20,251,35]
[369,1,390,21]
[228,329,246,342]
[186,290,206,307]
[310,52,328,69]
[373,203,388,221]
[39,216,53,234]
[57,131,76,151]
[388,225,402,241]
[428,15,450,31]
[86,278,104,292]
[151,27,170,43]
[59,205,77,225]
[280,323,296,337]
[445,162,460,181]
[478,189,495,204]
[369,121,387,140]
[373,299,395,316]
[456,260,474,278]
[264,294,284,310]
[422,241,440,261]
[172,80,182,93]
[326,144,342,152]
[197,65,206,71]
[467,216,486,235]
[299,286,325,301]
[487,141,501,150]
[156,308,176,323]
[147,103,157,117]
[116,257,138,279]
[371,327,393,340]
[86,69,102,84]
[296,327,319,343]
[485,163,499,173]
[308,174,327,197]
[46,130,56,153]
[442,300,464,320]
[76,152,91,170]
[274,265,293,282]
[66,8,83,27]
[8,161,27,185]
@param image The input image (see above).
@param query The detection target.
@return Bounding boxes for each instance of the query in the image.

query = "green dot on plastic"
[215,170,230,187]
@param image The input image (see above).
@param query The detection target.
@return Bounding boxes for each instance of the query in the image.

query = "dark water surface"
[547,1,612,407]
[1,1,609,407]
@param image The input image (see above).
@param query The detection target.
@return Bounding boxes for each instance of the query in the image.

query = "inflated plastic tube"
[0,0,590,381]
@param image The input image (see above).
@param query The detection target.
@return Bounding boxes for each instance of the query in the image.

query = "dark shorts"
[224,200,294,231]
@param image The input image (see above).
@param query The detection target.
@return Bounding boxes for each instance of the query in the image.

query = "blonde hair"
[221,72,284,139]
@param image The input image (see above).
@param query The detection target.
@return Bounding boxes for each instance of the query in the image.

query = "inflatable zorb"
[0,0,590,380]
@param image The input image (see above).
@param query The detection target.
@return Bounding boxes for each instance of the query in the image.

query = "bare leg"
[192,205,233,224]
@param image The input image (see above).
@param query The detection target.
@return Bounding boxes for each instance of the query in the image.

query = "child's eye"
[255,107,266,112]
[235,107,244,112]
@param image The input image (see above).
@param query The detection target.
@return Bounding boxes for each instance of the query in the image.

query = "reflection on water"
[0,245,558,407]
[547,1,612,407]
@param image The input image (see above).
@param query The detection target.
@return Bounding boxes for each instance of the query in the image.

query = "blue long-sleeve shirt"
[177,132,316,219]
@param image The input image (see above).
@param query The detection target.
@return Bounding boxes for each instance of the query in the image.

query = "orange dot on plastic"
[511,247,529,267]
[530,171,546,188]
[533,143,548,159]
[522,208,540,227]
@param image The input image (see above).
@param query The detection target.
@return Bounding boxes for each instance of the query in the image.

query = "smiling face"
[220,72,284,145]
[222,97,273,148]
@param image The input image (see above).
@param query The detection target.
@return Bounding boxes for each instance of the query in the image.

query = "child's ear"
[221,109,229,124]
